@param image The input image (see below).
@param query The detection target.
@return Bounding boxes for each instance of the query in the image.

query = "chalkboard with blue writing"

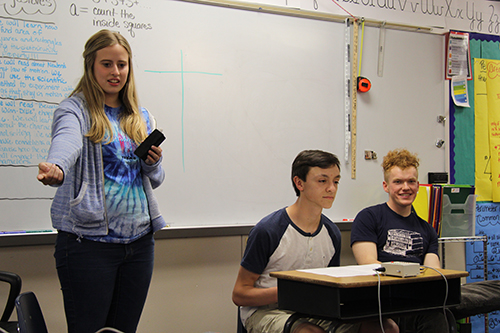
[0,0,446,232]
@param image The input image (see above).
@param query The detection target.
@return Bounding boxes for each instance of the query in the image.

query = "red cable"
[330,0,357,20]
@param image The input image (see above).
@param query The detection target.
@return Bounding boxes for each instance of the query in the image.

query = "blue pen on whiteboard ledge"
[0,230,54,235]
[0,230,26,234]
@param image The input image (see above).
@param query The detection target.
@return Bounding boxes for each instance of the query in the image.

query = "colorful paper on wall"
[473,58,500,202]
[446,31,471,79]
[466,201,500,332]
[452,75,470,107]
[474,59,492,201]
[485,59,500,202]
[454,36,500,333]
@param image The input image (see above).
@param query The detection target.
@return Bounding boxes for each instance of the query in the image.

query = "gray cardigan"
[47,93,166,237]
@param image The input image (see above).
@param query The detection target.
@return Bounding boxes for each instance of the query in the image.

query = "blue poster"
[465,202,500,332]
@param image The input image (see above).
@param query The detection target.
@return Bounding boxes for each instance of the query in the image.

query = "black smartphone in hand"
[134,129,166,161]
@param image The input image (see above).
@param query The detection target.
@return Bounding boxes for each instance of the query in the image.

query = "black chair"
[237,308,247,333]
[283,312,306,333]
[15,291,48,333]
[0,271,22,333]
[15,291,128,333]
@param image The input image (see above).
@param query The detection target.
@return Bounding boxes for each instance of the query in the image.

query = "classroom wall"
[0,0,448,233]
[0,231,356,333]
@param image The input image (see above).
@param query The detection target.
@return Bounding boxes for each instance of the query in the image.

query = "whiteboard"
[0,0,446,232]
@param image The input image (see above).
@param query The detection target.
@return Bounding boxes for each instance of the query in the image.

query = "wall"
[0,0,447,233]
[0,231,357,333]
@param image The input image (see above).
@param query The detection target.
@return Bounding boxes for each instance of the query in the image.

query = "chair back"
[237,308,247,333]
[15,292,48,333]
[0,271,22,333]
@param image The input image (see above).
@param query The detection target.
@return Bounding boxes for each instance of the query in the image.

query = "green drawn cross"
[145,50,222,171]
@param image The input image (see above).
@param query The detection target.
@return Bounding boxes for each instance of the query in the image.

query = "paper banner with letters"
[474,59,492,201]
[473,58,500,202]
[486,60,500,202]
[466,202,500,332]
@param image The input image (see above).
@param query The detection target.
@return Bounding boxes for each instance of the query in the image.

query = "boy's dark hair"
[291,150,340,197]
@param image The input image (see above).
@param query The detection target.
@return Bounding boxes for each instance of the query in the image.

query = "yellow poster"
[486,60,500,202]
[474,59,492,201]
[475,59,500,202]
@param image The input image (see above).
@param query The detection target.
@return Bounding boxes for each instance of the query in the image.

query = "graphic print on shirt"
[101,106,150,239]
[383,229,423,258]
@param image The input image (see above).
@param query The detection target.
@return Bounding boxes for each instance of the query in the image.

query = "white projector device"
[381,261,420,277]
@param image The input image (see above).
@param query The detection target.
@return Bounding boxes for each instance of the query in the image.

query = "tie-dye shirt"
[87,105,151,243]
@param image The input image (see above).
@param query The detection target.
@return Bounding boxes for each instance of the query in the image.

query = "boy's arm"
[423,253,441,268]
[232,266,277,307]
[352,241,380,265]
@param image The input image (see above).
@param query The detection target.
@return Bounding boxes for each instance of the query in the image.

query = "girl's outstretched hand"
[37,162,64,185]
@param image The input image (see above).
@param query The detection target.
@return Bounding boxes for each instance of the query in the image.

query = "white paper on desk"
[298,264,381,278]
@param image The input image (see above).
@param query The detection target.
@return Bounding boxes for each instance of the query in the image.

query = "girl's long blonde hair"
[70,29,147,144]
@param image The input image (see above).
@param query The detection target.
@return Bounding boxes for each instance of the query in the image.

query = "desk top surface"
[270,267,469,288]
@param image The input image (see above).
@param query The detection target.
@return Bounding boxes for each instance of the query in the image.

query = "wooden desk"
[270,267,468,320]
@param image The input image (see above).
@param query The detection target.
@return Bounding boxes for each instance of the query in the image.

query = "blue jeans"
[54,231,155,333]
